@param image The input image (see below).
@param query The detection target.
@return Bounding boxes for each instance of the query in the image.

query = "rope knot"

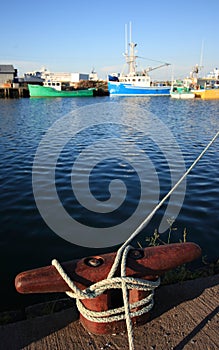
[52,245,160,350]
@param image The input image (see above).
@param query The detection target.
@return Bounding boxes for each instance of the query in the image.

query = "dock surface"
[0,274,218,350]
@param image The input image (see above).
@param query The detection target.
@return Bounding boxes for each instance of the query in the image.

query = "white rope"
[52,248,160,322]
[52,130,219,350]
[108,130,219,279]
[52,247,160,350]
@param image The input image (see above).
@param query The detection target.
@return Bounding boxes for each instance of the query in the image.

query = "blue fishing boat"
[108,24,171,96]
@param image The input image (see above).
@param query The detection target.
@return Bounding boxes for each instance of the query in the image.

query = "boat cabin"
[119,74,151,87]
[44,81,62,91]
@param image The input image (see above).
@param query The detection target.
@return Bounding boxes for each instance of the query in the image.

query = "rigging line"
[137,56,171,65]
[108,130,219,278]
[124,130,219,246]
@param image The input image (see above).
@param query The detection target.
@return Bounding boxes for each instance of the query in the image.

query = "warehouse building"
[0,65,18,85]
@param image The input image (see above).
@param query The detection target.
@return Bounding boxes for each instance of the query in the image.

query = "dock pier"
[0,87,29,98]
[0,274,218,349]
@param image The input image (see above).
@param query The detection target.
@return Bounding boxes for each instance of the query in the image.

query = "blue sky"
[1,0,219,80]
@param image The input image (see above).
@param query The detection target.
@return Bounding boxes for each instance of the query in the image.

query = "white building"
[71,73,89,82]
[43,71,90,83]
[43,71,72,82]
[24,67,90,83]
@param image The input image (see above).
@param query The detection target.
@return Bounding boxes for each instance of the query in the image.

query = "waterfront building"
[23,67,90,85]
[70,73,89,82]
[0,65,18,86]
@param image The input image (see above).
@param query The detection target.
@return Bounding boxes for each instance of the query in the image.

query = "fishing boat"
[170,82,195,99]
[191,70,219,99]
[188,66,219,99]
[107,24,171,96]
[192,87,219,99]
[28,82,94,97]
[170,88,195,99]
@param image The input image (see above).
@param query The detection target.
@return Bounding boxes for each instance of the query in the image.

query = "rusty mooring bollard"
[15,242,201,334]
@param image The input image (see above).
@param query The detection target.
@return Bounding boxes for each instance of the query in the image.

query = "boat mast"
[129,41,137,75]
[124,22,137,76]
[191,40,204,79]
[199,39,204,74]
[125,23,128,57]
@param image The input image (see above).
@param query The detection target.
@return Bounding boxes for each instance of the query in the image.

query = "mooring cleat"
[15,242,201,335]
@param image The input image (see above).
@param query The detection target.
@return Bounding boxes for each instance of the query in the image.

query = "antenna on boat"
[125,23,128,56]
[199,39,204,71]
[190,40,204,81]
[127,21,137,76]
[129,21,132,44]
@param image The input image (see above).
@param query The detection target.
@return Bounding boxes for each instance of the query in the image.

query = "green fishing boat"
[28,84,94,97]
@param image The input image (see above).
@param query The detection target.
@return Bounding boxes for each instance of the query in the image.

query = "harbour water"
[0,96,218,311]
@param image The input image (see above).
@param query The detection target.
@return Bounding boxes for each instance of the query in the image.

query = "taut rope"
[53,130,219,350]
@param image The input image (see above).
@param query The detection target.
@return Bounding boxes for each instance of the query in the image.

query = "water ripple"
[0,97,218,310]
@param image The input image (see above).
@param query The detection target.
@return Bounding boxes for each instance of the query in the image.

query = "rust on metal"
[15,242,201,334]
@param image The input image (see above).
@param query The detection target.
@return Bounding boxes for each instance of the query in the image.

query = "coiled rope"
[52,130,219,350]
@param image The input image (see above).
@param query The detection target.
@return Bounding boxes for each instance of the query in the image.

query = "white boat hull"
[170,92,195,99]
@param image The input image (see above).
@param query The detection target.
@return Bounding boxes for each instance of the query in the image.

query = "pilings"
[0,87,29,98]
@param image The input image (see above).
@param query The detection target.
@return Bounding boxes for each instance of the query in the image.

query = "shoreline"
[0,80,109,98]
